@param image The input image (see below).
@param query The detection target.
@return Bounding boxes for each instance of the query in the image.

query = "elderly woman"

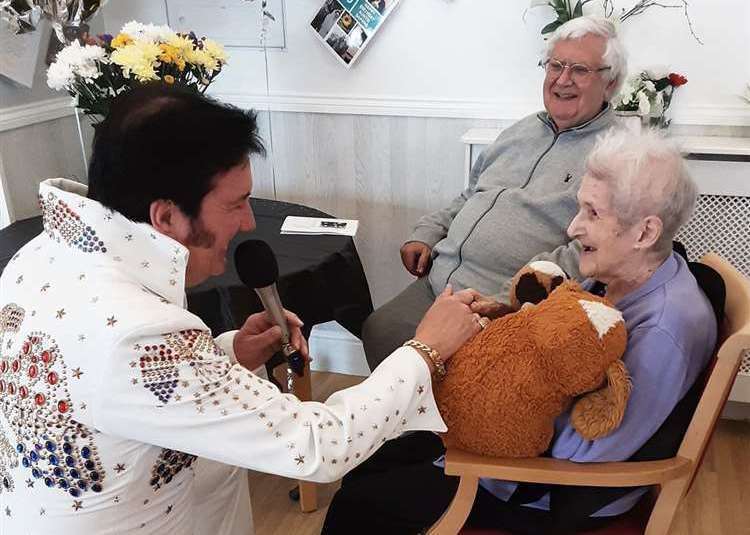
[321,129,717,535]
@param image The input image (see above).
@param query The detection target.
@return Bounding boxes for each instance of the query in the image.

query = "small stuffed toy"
[435,262,631,458]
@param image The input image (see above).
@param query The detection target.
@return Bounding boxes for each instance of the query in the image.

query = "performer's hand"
[465,290,515,319]
[414,285,482,362]
[400,241,432,277]
[233,310,309,371]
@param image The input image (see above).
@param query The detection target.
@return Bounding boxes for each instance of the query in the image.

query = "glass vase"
[614,111,642,134]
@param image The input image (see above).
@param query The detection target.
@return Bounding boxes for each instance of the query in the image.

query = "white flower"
[120,20,175,43]
[652,91,664,116]
[644,65,670,81]
[143,24,176,43]
[46,60,75,90]
[642,80,656,93]
[637,91,651,115]
[619,78,637,97]
[46,41,107,90]
[121,21,147,37]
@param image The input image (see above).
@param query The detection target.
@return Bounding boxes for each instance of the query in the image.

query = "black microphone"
[234,239,306,377]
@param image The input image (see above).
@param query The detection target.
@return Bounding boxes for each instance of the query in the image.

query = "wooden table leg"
[291,362,318,512]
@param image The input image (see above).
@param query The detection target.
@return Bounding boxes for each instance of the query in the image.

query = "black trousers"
[321,432,617,535]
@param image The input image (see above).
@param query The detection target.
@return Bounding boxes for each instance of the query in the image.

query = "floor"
[247,371,750,535]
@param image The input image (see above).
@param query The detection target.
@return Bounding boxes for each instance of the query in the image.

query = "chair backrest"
[674,253,750,491]
[569,254,748,534]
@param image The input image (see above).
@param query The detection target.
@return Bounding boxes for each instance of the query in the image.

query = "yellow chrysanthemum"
[203,38,228,65]
[110,33,133,48]
[158,43,186,71]
[184,47,219,74]
[110,40,161,81]
[165,34,195,57]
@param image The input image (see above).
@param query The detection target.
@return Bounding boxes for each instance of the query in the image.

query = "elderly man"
[0,85,482,534]
[323,129,716,535]
[363,16,627,371]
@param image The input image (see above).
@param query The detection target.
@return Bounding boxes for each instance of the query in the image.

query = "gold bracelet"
[403,339,446,380]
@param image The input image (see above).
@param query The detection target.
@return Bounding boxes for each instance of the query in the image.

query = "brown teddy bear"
[434,261,631,458]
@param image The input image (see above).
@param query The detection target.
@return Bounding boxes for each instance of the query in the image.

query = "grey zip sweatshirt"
[407,105,615,301]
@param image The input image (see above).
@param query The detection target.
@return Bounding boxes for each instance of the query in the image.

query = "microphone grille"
[234,239,279,288]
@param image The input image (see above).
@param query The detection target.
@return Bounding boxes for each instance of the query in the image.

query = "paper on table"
[281,216,358,236]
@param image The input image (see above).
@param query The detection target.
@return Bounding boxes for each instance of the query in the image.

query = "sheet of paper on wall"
[0,19,46,88]
[309,0,400,68]
[281,216,359,237]
[164,0,286,48]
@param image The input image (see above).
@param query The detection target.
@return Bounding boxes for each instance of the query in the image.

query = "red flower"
[668,73,688,87]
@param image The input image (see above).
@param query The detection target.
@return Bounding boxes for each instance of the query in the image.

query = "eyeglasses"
[541,59,611,82]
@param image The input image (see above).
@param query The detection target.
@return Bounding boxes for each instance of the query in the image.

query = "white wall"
[228,1,750,123]
[97,1,750,124]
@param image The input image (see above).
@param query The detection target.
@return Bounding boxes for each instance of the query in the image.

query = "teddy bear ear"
[510,261,568,309]
[515,272,549,306]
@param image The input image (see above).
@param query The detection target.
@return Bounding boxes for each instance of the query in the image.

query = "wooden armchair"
[428,253,750,535]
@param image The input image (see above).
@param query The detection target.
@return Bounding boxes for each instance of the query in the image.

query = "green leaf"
[572,0,586,18]
[541,20,563,34]
[551,0,569,16]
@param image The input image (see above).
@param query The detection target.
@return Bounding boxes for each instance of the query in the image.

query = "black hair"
[87,83,265,223]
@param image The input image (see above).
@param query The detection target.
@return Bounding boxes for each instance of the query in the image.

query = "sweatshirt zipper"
[443,123,560,289]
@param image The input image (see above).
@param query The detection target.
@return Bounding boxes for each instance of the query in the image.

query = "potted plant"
[46,21,229,122]
[614,67,688,130]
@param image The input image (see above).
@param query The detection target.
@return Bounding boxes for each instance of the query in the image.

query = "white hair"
[585,128,697,255]
[544,16,628,96]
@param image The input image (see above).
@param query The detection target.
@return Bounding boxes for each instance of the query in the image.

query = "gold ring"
[478,317,490,330]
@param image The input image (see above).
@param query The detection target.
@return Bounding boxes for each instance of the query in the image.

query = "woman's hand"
[414,285,483,362]
[233,310,309,371]
[400,241,432,277]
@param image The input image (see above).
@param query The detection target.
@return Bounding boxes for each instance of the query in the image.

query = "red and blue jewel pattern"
[137,330,225,491]
[0,303,106,498]
[0,433,17,494]
[138,329,228,404]
[149,448,196,492]
[39,192,107,254]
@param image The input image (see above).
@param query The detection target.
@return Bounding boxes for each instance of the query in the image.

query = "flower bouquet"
[46,21,229,121]
[614,67,687,128]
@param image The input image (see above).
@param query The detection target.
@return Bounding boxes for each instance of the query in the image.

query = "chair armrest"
[443,449,691,487]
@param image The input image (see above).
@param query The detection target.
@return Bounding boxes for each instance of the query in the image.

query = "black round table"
[0,197,373,341]
[188,197,373,340]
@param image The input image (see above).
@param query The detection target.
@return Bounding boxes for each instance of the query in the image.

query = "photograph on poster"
[367,0,395,15]
[337,12,355,34]
[311,0,344,37]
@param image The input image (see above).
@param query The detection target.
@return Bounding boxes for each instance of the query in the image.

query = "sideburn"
[187,218,216,248]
